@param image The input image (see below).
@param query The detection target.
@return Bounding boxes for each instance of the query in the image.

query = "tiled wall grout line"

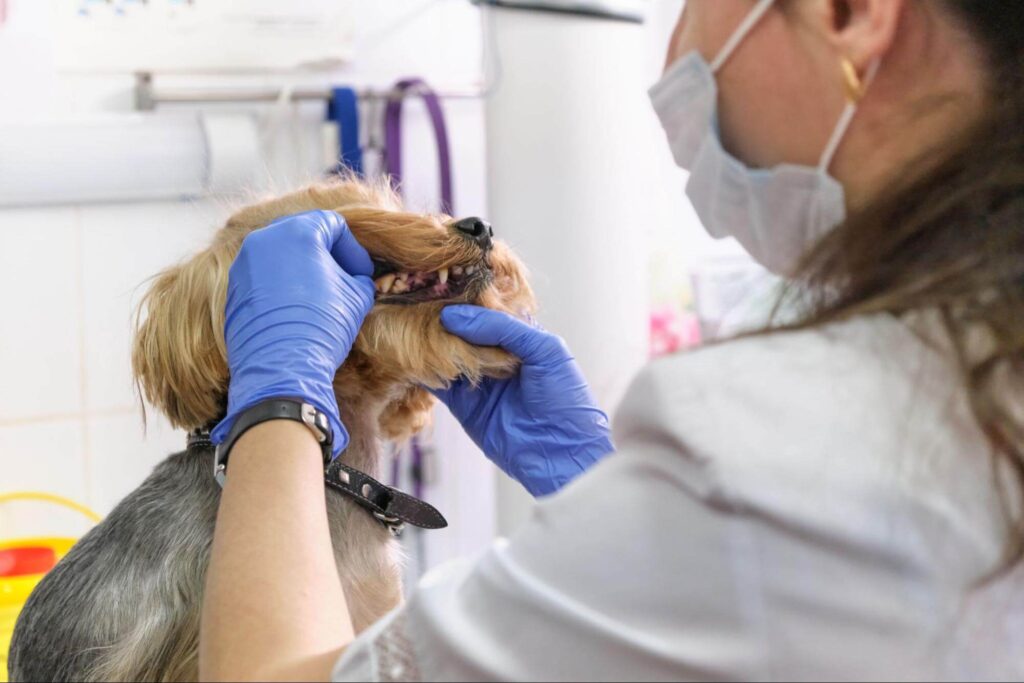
[73,205,94,505]
[0,406,137,429]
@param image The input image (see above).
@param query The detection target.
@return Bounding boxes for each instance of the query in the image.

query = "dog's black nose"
[451,217,494,250]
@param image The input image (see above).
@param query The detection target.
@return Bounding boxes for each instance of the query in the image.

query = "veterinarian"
[199,0,1023,680]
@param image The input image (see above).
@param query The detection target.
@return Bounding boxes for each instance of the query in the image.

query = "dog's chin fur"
[7,178,535,683]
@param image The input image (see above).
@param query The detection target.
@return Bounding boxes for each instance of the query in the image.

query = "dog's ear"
[378,386,436,442]
[132,239,237,430]
[130,180,399,432]
[133,181,381,430]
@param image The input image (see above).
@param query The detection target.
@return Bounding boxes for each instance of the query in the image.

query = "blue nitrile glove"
[210,210,376,456]
[433,305,615,497]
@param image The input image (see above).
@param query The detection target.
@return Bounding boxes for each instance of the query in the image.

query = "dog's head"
[133,179,535,441]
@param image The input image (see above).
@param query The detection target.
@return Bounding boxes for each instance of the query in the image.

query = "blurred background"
[0,0,762,582]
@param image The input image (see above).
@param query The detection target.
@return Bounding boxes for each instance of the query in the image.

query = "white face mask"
[649,0,877,276]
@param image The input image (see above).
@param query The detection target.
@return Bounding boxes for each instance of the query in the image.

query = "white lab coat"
[333,312,1024,681]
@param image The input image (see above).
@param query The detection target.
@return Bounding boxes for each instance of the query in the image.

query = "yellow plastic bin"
[0,493,100,683]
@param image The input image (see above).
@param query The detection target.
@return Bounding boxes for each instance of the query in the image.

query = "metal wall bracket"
[133,72,483,112]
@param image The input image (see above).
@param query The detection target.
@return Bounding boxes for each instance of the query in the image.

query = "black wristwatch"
[214,398,333,487]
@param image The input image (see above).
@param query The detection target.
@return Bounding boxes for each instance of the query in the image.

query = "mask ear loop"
[710,0,777,73]
[818,58,882,172]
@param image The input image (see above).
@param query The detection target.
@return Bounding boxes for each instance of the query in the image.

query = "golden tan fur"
[133,178,534,437]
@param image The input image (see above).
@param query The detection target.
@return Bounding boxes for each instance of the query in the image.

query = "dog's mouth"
[372,258,492,305]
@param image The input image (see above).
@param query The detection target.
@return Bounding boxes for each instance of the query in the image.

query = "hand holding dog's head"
[132,179,535,441]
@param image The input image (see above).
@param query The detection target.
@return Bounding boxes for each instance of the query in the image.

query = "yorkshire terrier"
[8,179,535,682]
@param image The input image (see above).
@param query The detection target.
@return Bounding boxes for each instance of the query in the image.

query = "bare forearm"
[199,420,353,682]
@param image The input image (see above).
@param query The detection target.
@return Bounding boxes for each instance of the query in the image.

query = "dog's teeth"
[392,279,410,294]
[375,273,396,293]
[452,266,463,276]
[465,265,477,275]
[397,272,409,282]
[438,268,449,285]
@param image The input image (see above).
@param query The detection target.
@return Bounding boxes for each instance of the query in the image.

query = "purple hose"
[383,78,454,214]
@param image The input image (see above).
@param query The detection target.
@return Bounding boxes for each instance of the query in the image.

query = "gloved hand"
[433,305,615,497]
[210,210,376,456]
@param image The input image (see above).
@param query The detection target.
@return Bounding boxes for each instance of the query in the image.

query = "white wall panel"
[0,420,91,539]
[86,412,182,515]
[0,207,83,421]
[79,200,223,412]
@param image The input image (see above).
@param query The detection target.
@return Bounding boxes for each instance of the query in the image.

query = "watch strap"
[215,398,332,486]
[188,415,447,536]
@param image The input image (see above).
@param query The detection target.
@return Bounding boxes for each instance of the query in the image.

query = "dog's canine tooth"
[438,268,449,285]
[376,273,396,293]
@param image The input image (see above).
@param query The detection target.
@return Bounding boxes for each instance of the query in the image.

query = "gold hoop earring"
[841,58,866,103]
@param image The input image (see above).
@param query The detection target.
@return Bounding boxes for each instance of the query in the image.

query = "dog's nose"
[451,217,494,250]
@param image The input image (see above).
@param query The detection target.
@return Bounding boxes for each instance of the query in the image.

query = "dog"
[8,178,535,682]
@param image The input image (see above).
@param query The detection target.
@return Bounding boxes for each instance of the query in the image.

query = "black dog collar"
[187,428,447,537]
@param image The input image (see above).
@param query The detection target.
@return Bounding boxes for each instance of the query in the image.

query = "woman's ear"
[827,0,903,72]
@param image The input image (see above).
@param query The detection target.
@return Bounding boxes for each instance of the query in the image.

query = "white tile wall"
[0,420,87,500]
[86,411,182,515]
[0,498,97,542]
[0,420,91,538]
[0,207,83,422]
[79,200,224,412]
[0,198,224,534]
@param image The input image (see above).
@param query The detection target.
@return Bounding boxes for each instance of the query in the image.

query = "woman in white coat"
[198,0,1024,680]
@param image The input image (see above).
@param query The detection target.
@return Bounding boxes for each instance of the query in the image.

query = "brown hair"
[771,0,1024,566]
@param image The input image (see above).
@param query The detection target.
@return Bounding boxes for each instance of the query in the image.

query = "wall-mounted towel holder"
[133,73,484,112]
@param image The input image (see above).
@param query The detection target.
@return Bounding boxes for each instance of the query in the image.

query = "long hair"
[770,0,1024,567]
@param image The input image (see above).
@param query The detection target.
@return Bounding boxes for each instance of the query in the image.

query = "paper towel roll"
[201,113,262,195]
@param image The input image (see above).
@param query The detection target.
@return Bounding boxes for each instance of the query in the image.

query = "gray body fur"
[8,402,401,682]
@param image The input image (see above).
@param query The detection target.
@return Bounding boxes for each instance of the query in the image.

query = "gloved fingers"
[350,275,377,306]
[240,211,374,279]
[281,210,375,278]
[314,211,374,278]
[288,211,376,301]
[441,305,570,365]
